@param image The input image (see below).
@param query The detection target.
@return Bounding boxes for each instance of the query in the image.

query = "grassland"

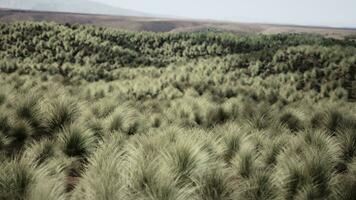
[1,8,356,38]
[0,21,355,200]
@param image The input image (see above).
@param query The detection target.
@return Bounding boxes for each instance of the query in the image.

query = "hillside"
[1,8,356,38]
[0,0,149,17]
[0,22,356,199]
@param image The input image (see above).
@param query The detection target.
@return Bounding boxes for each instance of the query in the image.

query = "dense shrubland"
[0,21,355,200]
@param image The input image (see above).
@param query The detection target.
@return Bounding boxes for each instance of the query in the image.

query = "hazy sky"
[91,0,356,28]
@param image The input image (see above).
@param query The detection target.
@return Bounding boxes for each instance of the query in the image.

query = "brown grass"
[1,8,356,37]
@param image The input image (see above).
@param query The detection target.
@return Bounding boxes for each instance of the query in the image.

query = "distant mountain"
[0,0,149,17]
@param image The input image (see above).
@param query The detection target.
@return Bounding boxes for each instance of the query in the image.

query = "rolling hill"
[0,21,356,199]
[0,0,149,17]
[0,8,356,38]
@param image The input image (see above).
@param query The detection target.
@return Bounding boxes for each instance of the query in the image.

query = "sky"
[91,0,356,28]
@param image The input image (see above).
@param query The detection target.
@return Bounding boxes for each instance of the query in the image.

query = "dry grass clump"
[0,158,66,200]
[167,97,228,128]
[43,97,80,136]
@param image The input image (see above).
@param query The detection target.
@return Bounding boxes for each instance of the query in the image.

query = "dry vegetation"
[0,21,355,200]
[1,8,356,38]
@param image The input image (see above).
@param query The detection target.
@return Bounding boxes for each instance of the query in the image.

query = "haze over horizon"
[91,0,356,28]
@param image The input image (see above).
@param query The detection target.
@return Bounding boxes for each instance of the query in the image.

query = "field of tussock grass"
[0,22,356,200]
